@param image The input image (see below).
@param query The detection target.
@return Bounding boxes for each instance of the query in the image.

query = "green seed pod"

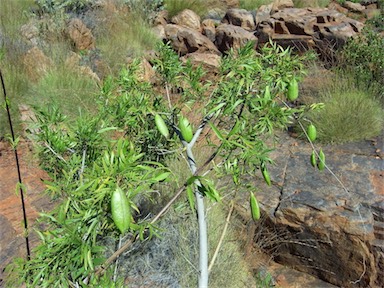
[179,116,193,143]
[155,114,169,139]
[264,85,271,100]
[310,151,317,168]
[261,165,271,186]
[318,149,326,171]
[307,124,317,142]
[287,78,299,101]
[111,187,131,234]
[250,192,260,221]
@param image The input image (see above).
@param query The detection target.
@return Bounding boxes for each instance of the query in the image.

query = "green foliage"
[308,76,384,144]
[124,0,164,21]
[147,41,311,285]
[98,60,174,162]
[255,271,275,287]
[163,0,209,18]
[5,104,168,286]
[35,0,94,13]
[239,0,273,10]
[338,28,384,102]
[6,40,311,286]
[366,12,384,32]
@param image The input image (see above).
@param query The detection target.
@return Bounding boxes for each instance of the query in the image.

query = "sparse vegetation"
[239,0,273,10]
[27,65,99,118]
[293,0,330,8]
[338,28,384,103]
[163,0,211,18]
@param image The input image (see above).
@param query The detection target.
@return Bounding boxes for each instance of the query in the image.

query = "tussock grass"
[308,75,384,144]
[26,64,99,119]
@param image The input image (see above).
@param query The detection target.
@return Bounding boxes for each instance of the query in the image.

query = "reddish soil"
[0,140,54,285]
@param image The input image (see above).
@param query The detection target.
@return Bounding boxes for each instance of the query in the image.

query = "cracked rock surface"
[239,130,383,287]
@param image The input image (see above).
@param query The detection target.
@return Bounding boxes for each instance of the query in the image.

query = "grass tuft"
[308,75,384,144]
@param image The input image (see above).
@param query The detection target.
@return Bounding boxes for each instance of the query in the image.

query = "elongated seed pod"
[264,85,271,100]
[310,151,317,167]
[155,114,169,139]
[250,192,260,221]
[287,78,299,101]
[179,116,193,142]
[307,124,317,142]
[111,187,131,234]
[261,165,271,186]
[318,149,325,171]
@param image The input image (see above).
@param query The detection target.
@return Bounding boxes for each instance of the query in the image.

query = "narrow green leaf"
[209,121,224,141]
[186,185,195,212]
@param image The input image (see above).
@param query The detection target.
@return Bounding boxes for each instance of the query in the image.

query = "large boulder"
[272,0,294,11]
[171,9,201,31]
[222,8,256,31]
[66,18,95,51]
[215,24,257,52]
[202,19,217,43]
[240,133,384,287]
[164,24,220,56]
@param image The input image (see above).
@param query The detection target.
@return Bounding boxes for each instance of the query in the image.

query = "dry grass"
[92,2,160,73]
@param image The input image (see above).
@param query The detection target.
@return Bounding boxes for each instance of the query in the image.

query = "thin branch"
[208,202,234,272]
[43,142,67,163]
[113,235,122,283]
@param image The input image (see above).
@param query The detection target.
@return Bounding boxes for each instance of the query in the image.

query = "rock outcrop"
[240,132,384,287]
[66,18,95,51]
[159,2,366,56]
[164,24,220,56]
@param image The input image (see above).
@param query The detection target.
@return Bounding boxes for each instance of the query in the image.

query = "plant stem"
[186,144,209,288]
[208,202,233,272]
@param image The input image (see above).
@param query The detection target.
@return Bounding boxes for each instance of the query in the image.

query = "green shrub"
[338,29,384,103]
[308,76,384,144]
[35,0,93,14]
